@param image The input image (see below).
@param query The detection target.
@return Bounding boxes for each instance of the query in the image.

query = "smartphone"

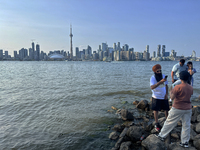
[165,75,168,79]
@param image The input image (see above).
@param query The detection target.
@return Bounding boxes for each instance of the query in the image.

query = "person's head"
[179,59,185,66]
[152,64,161,74]
[179,71,190,83]
[187,61,193,69]
[152,64,162,82]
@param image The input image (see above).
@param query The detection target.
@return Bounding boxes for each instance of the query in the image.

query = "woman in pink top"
[155,71,193,148]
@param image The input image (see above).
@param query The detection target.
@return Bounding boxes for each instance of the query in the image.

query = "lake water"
[0,61,199,150]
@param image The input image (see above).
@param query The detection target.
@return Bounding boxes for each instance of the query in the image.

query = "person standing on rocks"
[150,64,169,132]
[187,61,196,86]
[155,71,193,148]
[171,59,188,83]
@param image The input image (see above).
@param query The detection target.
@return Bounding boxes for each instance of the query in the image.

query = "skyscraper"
[117,42,121,50]
[32,42,35,58]
[113,43,116,51]
[102,43,107,51]
[162,45,165,57]
[36,44,40,61]
[69,25,73,60]
[157,45,161,57]
[124,44,129,51]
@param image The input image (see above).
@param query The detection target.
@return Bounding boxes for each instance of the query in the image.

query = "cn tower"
[69,24,73,60]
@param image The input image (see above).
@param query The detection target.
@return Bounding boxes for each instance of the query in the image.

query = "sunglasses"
[156,70,162,73]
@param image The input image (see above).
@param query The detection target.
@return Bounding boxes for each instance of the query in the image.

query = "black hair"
[187,61,193,65]
[180,59,185,64]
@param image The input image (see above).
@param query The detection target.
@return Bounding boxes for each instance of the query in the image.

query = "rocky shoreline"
[108,100,200,150]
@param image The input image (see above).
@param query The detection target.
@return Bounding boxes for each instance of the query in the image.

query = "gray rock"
[133,100,139,105]
[158,112,165,119]
[115,137,124,149]
[193,134,200,150]
[109,131,120,140]
[126,126,144,142]
[136,100,149,110]
[120,109,134,121]
[120,127,128,138]
[142,134,166,150]
[197,115,200,122]
[153,117,166,127]
[113,124,125,132]
[168,142,197,150]
[191,127,198,141]
[192,107,200,123]
[119,141,132,150]
[195,123,200,133]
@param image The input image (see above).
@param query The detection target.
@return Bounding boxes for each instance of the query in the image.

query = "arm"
[171,71,174,83]
[164,84,168,99]
[170,89,176,100]
[151,78,167,90]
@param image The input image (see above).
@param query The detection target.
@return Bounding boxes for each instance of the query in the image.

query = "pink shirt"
[172,83,193,110]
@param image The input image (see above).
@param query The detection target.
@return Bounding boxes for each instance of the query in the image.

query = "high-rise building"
[0,49,3,59]
[153,51,156,58]
[14,51,18,59]
[32,42,35,55]
[170,50,176,57]
[192,50,196,58]
[117,42,121,51]
[146,45,149,53]
[162,45,166,57]
[102,43,107,51]
[36,44,40,60]
[69,25,73,60]
[5,51,8,59]
[124,44,129,51]
[157,45,161,57]
[76,47,79,59]
[146,45,150,60]
[113,43,116,51]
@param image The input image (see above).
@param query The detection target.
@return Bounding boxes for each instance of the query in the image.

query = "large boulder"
[193,134,200,150]
[197,115,200,122]
[192,107,200,123]
[113,124,125,132]
[119,141,132,150]
[136,100,149,110]
[191,127,198,141]
[109,131,120,140]
[141,134,166,150]
[126,126,144,142]
[133,100,139,105]
[195,123,200,133]
[120,109,134,121]
[168,142,197,150]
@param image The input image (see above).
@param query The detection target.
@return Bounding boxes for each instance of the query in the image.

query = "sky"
[0,0,200,57]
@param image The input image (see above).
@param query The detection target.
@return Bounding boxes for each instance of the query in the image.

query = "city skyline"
[0,0,200,57]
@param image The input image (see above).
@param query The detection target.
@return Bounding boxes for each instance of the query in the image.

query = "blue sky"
[0,0,200,57]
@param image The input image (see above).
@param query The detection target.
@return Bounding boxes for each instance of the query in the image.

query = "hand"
[164,94,168,100]
[172,79,174,83]
[160,78,167,83]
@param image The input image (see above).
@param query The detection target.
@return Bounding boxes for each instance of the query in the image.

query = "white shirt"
[172,63,188,80]
[150,74,168,99]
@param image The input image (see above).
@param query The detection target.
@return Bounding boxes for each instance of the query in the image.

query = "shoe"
[180,142,189,148]
[155,123,162,132]
[154,134,164,141]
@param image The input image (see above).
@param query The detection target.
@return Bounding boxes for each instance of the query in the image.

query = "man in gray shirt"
[171,59,188,83]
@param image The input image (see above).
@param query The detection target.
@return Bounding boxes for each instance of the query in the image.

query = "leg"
[181,109,192,144]
[164,110,168,119]
[154,111,158,123]
[159,107,183,138]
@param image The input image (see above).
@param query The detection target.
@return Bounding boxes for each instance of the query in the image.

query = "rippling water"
[0,61,199,150]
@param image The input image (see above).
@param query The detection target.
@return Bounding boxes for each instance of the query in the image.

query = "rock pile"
[108,100,200,150]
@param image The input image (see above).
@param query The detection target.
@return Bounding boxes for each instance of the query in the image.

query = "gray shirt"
[172,63,188,80]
